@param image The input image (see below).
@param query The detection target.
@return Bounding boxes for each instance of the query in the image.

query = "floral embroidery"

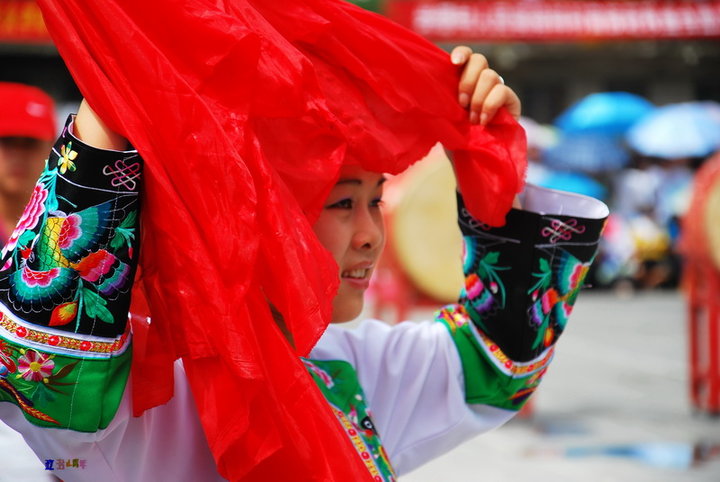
[0,118,139,432]
[20,267,63,288]
[0,341,79,425]
[17,349,55,382]
[1,183,49,258]
[528,251,592,349]
[58,143,78,175]
[460,241,509,325]
[4,178,137,331]
[57,214,82,250]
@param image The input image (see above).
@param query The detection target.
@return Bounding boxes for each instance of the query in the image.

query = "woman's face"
[0,137,49,199]
[313,165,386,323]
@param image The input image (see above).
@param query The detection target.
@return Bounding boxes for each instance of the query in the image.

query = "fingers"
[457,53,488,109]
[481,84,522,125]
[452,46,522,125]
[468,68,503,125]
[450,46,473,66]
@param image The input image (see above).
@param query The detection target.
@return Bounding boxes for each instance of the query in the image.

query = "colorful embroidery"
[0,338,82,425]
[304,359,396,481]
[527,250,593,349]
[1,183,49,259]
[0,312,130,356]
[102,159,142,191]
[301,358,334,389]
[0,123,141,339]
[435,303,471,334]
[437,306,554,379]
[436,304,553,409]
[540,217,586,243]
[58,142,78,175]
[460,236,510,327]
[0,118,138,432]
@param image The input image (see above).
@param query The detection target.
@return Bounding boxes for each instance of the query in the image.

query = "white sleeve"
[0,361,224,481]
[311,320,515,475]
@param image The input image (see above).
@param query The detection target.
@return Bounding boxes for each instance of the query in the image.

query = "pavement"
[1,289,719,481]
[402,289,720,482]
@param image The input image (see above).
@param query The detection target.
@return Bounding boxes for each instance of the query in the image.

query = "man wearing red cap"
[0,82,57,247]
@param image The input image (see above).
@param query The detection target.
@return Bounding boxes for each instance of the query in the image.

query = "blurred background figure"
[0,82,56,249]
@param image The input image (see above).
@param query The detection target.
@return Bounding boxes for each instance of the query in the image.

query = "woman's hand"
[451,46,521,125]
[450,46,523,208]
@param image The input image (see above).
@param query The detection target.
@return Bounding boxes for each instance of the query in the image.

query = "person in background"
[0,82,57,248]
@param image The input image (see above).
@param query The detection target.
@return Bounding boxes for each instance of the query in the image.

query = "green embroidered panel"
[303,358,397,481]
[0,336,131,431]
[436,304,551,411]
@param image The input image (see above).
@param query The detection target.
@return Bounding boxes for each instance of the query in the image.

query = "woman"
[0,42,608,480]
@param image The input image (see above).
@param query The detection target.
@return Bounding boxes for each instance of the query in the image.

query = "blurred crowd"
[521,93,720,292]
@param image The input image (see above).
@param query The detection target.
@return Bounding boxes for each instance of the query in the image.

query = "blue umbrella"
[543,133,630,173]
[555,92,655,136]
[626,101,720,159]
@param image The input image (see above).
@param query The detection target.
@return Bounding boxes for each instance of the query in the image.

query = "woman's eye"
[371,198,384,208]
[328,198,353,209]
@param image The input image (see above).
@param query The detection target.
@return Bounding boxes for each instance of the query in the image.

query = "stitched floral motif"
[1,184,49,260]
[0,118,138,432]
[0,339,80,425]
[0,126,141,338]
[58,142,78,175]
[527,250,593,350]
[460,236,510,331]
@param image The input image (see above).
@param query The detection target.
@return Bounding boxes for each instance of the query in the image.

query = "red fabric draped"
[37,0,526,480]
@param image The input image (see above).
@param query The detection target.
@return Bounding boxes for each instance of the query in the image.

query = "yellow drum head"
[705,179,720,270]
[391,155,464,303]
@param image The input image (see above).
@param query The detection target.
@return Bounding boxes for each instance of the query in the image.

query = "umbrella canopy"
[555,91,655,136]
[627,101,720,160]
[543,133,630,173]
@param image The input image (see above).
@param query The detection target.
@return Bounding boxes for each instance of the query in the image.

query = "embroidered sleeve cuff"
[457,184,608,362]
[0,115,140,431]
[436,304,551,411]
[0,114,142,338]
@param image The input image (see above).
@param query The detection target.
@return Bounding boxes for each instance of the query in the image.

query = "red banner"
[3,1,720,46]
[386,1,720,41]
[0,0,51,44]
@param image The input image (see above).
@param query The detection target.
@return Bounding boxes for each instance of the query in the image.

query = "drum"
[706,179,720,270]
[682,152,720,414]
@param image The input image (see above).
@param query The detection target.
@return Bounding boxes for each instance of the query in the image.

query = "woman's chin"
[330,296,364,324]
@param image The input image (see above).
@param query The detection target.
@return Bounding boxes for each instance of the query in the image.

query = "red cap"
[0,82,57,141]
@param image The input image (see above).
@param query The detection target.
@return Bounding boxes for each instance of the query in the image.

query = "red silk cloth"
[37,1,526,480]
